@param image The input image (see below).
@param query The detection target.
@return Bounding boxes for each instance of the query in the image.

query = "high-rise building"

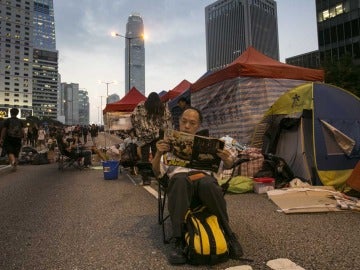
[125,13,145,95]
[286,51,321,69]
[32,48,58,119]
[59,83,89,125]
[107,93,120,104]
[33,0,56,50]
[205,0,279,71]
[60,83,79,125]
[78,89,90,125]
[316,0,360,65]
[0,0,34,119]
[32,0,59,119]
[286,1,360,69]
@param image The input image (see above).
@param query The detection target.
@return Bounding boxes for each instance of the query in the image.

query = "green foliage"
[322,54,360,97]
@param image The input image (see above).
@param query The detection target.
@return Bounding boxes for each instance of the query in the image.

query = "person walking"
[82,125,89,145]
[131,92,172,185]
[89,124,99,146]
[37,126,46,150]
[0,108,25,171]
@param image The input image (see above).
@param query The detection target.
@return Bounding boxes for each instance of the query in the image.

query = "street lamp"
[111,32,144,92]
[97,106,100,124]
[99,95,105,125]
[98,95,106,147]
[98,81,116,104]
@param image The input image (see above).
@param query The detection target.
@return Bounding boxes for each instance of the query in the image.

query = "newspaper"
[163,129,225,172]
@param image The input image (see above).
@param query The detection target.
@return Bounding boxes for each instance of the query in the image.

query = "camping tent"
[103,87,146,113]
[160,79,191,102]
[251,82,360,188]
[103,87,146,131]
[190,47,324,143]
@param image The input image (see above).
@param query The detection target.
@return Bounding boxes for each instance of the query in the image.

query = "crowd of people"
[0,113,102,170]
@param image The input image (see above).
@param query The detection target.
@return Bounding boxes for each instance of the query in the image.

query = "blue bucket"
[102,160,120,180]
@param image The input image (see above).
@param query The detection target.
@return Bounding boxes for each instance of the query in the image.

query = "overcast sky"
[53,0,318,124]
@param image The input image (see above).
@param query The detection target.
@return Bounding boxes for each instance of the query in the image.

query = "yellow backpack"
[184,206,229,265]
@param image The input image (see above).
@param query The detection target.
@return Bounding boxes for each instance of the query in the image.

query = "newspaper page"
[164,129,225,172]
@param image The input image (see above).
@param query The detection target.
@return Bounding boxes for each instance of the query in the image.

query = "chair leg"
[158,182,171,244]
[158,184,163,225]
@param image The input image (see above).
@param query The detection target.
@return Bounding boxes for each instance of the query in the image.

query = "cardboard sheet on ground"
[267,187,342,214]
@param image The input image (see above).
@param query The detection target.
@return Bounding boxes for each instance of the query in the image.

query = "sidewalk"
[0,164,11,173]
[0,164,11,169]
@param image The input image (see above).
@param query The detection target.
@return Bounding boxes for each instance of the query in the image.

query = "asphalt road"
[1,163,360,270]
[0,132,360,269]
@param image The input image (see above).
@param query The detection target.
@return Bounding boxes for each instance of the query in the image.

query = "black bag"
[136,162,155,177]
[31,152,49,165]
[120,143,139,167]
[254,154,294,188]
[184,206,229,265]
[18,146,38,164]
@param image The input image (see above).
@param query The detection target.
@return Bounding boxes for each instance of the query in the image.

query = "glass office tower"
[205,0,279,71]
[33,0,56,50]
[32,0,59,119]
[125,13,145,95]
[316,0,360,65]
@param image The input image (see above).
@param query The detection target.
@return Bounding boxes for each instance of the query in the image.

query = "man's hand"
[152,139,171,178]
[217,148,234,169]
[155,140,170,155]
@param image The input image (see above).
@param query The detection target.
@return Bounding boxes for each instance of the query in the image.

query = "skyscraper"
[205,0,279,71]
[32,0,59,119]
[0,0,34,119]
[125,13,145,95]
[316,0,360,65]
[33,0,56,50]
[78,89,90,125]
[286,1,360,69]
[60,83,79,125]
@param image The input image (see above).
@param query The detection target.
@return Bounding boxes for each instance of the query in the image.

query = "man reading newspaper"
[163,128,225,172]
[152,107,243,265]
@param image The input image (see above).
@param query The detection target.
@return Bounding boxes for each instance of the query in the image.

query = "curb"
[0,164,12,174]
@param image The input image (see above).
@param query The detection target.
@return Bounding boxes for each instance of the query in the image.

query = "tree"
[322,54,360,97]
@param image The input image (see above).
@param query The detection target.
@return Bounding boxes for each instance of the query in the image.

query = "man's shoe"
[168,238,186,265]
[228,233,243,260]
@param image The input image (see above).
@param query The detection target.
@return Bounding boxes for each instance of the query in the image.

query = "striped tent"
[190,47,324,144]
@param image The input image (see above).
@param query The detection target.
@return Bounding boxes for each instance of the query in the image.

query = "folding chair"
[137,154,249,244]
[56,139,84,170]
[135,161,171,243]
[157,173,171,243]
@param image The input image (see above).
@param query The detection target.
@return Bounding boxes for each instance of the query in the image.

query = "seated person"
[151,107,243,265]
[119,128,140,174]
[47,137,56,151]
[56,132,92,167]
[106,143,122,160]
